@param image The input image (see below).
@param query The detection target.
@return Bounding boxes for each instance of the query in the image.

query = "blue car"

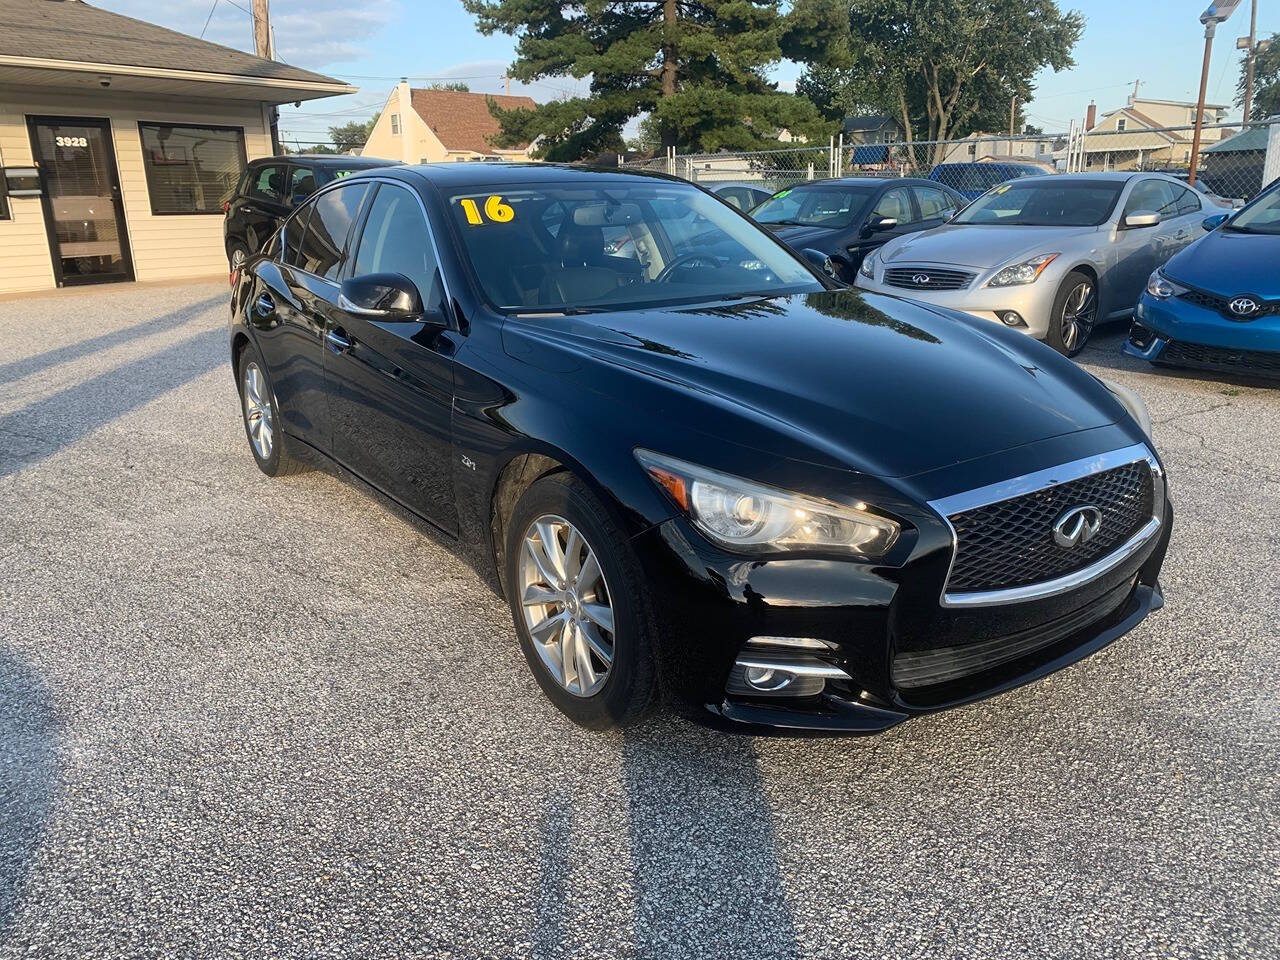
[1126,180,1280,379]
[927,161,1047,201]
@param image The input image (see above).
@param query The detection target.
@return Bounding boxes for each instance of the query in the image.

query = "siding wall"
[0,86,273,294]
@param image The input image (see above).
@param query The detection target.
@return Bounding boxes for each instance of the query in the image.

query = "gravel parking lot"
[1,281,1277,960]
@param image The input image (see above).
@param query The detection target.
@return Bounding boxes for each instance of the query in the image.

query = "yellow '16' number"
[460,195,514,226]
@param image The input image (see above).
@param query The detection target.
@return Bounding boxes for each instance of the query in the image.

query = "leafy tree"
[461,0,847,160]
[1237,34,1280,122]
[798,0,1082,165]
[427,81,471,92]
[328,114,379,152]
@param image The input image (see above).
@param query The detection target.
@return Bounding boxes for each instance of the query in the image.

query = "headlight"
[1099,377,1154,442]
[1146,269,1187,300]
[858,251,877,281]
[987,253,1059,287]
[635,450,900,557]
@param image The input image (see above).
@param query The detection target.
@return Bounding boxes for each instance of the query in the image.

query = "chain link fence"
[624,119,1280,207]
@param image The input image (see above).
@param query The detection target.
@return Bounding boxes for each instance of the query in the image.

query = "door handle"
[254,293,275,317]
[325,328,352,354]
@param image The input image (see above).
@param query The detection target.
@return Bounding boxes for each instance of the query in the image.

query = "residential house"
[1076,95,1232,172]
[362,81,538,164]
[0,0,353,294]
[841,115,905,145]
[939,132,1059,169]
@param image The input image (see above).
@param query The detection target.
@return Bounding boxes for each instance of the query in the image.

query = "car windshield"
[951,180,1124,227]
[751,185,877,228]
[932,165,1042,192]
[1224,188,1280,235]
[446,181,823,312]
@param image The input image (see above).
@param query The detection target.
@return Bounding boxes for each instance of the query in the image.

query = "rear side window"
[1175,185,1201,215]
[296,183,369,280]
[352,184,444,309]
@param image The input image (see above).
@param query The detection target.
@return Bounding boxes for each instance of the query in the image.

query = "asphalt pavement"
[0,282,1276,959]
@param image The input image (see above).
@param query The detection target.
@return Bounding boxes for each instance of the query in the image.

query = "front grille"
[946,461,1154,594]
[883,267,974,291]
[1161,339,1280,377]
[1177,288,1280,319]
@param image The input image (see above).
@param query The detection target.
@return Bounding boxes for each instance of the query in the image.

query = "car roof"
[1016,172,1142,183]
[251,154,400,167]
[375,162,690,190]
[805,176,942,188]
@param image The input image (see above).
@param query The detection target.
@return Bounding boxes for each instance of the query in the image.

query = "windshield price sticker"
[459,195,516,225]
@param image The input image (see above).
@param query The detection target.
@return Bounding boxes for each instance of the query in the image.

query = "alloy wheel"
[1060,281,1096,353]
[518,514,615,698]
[231,247,247,271]
[242,362,274,460]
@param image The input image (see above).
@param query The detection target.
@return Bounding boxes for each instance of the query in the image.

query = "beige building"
[0,0,351,295]
[1078,96,1233,171]
[362,81,538,164]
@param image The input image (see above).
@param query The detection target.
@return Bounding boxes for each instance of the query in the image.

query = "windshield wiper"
[760,218,808,226]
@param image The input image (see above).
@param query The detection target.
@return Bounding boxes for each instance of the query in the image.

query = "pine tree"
[461,0,847,160]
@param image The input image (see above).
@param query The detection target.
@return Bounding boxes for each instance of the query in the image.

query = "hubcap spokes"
[1061,282,1096,352]
[242,363,274,460]
[519,514,615,698]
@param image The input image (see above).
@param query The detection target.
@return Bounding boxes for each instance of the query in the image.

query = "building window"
[1116,118,1127,132]
[138,123,246,215]
[390,114,401,135]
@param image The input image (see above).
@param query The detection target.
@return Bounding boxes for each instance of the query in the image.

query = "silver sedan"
[854,173,1230,356]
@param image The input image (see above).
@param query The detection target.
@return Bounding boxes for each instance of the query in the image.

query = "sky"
[95,0,1277,147]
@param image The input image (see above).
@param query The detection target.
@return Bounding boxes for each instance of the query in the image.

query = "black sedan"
[751,177,966,283]
[230,163,1171,734]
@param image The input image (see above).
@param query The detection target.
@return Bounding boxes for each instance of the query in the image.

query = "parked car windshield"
[951,179,1124,227]
[447,181,822,312]
[1224,188,1280,235]
[751,185,877,228]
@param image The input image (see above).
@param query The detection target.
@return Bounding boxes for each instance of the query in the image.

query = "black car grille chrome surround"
[1177,287,1280,320]
[927,444,1163,608]
[883,267,975,291]
[1160,339,1280,377]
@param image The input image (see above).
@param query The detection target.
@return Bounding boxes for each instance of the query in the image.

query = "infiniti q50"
[229,164,1171,734]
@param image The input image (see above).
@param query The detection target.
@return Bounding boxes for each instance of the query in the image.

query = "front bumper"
[632,497,1172,736]
[854,273,1059,338]
[1126,294,1280,378]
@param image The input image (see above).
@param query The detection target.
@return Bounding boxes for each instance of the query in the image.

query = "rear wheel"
[506,473,658,728]
[1046,271,1098,357]
[236,342,308,476]
[227,239,250,272]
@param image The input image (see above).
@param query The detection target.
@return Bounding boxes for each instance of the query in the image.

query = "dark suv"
[223,154,398,269]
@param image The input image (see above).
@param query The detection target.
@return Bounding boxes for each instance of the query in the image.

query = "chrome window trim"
[928,442,1163,608]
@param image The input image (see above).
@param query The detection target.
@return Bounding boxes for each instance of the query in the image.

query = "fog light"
[745,666,794,691]
[1128,322,1154,349]
[1000,311,1025,327]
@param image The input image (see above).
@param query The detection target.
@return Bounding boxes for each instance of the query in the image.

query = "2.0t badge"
[1052,505,1102,548]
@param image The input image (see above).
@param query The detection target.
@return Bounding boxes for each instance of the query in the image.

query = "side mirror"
[862,215,898,236]
[1201,212,1229,231]
[1122,210,1161,229]
[339,272,433,323]
[799,247,838,280]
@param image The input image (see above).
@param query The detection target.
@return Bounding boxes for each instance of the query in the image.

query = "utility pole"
[252,0,281,155]
[1242,0,1259,123]
[1190,0,1242,186]
[1009,95,1017,137]
[1131,78,1142,103]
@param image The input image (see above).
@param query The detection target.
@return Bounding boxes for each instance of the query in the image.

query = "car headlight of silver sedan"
[858,250,878,281]
[635,450,900,557]
[987,253,1059,287]
[1145,269,1188,300]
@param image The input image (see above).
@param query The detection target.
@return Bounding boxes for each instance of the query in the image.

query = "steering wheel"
[655,253,721,283]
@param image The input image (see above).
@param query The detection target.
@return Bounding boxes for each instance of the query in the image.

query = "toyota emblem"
[1052,505,1102,549]
[912,273,931,286]
[1228,296,1260,317]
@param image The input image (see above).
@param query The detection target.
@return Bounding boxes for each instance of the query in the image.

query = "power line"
[198,0,220,39]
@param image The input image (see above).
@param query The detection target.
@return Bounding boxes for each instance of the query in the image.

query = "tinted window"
[1124,179,1177,218]
[872,187,914,223]
[953,180,1124,227]
[288,166,317,205]
[352,185,444,309]
[753,185,877,228]
[297,183,368,280]
[250,164,288,204]
[282,204,311,268]
[1174,185,1201,215]
[913,186,955,220]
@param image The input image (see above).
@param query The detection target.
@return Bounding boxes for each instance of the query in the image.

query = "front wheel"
[1046,271,1098,357]
[227,238,250,272]
[506,473,658,729]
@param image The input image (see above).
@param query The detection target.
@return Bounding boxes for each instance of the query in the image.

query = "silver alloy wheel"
[1060,281,1096,353]
[242,362,274,460]
[518,514,615,698]
[230,247,247,271]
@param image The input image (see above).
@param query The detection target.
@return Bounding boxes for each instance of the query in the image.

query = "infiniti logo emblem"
[1228,296,1260,317]
[912,273,931,285]
[1052,505,1103,549]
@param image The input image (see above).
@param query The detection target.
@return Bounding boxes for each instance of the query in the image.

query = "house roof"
[1203,125,1269,153]
[1090,107,1187,142]
[0,0,347,87]
[409,88,538,154]
[842,114,898,133]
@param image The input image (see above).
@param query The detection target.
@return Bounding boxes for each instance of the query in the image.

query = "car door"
[241,162,292,253]
[1108,178,1179,315]
[1165,183,1203,255]
[845,185,919,267]
[323,181,460,533]
[910,184,959,232]
[287,164,318,207]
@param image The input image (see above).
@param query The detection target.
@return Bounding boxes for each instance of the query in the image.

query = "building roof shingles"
[409,88,537,154]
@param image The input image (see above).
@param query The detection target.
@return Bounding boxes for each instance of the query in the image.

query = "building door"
[28,116,134,286]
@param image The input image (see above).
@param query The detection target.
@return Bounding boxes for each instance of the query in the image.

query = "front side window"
[288,166,317,204]
[139,123,246,214]
[752,185,877,228]
[295,183,369,279]
[447,181,821,312]
[872,187,914,224]
[952,180,1124,227]
[1124,179,1177,218]
[913,186,956,220]
[352,184,444,309]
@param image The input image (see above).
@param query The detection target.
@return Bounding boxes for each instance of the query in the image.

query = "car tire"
[505,472,659,729]
[227,238,251,272]
[236,342,308,477]
[1046,270,1099,358]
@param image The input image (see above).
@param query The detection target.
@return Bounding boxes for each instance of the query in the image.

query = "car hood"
[500,291,1118,480]
[762,223,843,249]
[880,223,1099,269]
[1163,229,1280,298]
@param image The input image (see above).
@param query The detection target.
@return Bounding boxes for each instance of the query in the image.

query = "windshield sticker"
[773,189,792,199]
[459,195,516,226]
[991,184,1012,195]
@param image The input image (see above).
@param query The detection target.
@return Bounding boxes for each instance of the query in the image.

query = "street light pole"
[1190,0,1243,187]
[1242,0,1258,122]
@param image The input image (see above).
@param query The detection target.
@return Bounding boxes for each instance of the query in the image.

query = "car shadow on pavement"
[0,295,225,386]
[0,648,59,941]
